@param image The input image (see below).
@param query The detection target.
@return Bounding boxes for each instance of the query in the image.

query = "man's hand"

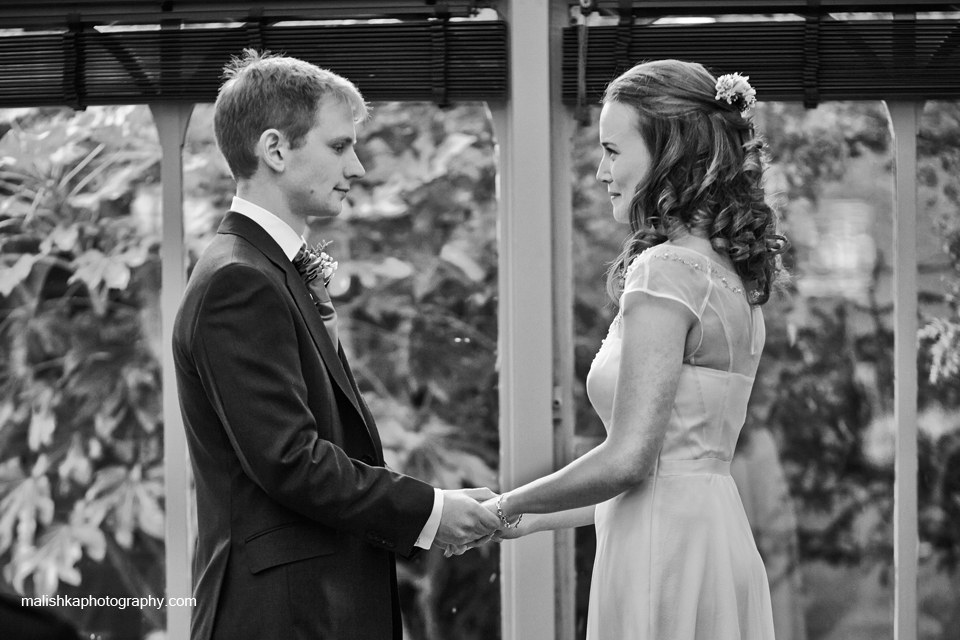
[435,488,501,547]
[435,535,494,558]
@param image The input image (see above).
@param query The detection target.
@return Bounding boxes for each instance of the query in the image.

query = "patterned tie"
[292,244,338,346]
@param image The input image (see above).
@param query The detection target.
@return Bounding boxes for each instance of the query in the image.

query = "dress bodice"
[586,243,765,464]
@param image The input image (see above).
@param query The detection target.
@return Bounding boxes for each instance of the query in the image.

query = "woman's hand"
[437,532,496,557]
[482,494,523,528]
[483,495,530,542]
[491,522,525,542]
[435,495,530,556]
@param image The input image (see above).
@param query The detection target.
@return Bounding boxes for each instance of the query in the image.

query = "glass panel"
[0,105,165,639]
[571,101,899,640]
[571,108,621,638]
[181,101,502,640]
[749,101,895,640]
[916,100,960,640]
[333,101,501,640]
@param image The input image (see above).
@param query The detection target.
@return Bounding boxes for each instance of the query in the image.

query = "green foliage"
[0,105,165,634]
[752,100,960,583]
[765,302,895,565]
[756,102,891,203]
[318,103,502,640]
[917,102,960,405]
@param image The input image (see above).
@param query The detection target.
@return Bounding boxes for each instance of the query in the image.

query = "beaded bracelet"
[496,494,523,529]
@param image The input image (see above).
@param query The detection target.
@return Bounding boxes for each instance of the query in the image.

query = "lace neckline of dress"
[660,243,738,276]
[643,244,744,296]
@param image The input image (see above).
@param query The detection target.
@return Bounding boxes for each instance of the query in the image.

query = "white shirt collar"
[230,196,304,261]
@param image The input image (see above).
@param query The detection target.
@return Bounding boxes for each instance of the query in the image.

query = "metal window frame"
[152,102,194,640]
[887,100,921,640]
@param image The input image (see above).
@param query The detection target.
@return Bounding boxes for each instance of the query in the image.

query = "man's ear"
[257,128,286,174]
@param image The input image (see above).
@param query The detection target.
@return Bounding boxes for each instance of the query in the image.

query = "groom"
[172,50,500,640]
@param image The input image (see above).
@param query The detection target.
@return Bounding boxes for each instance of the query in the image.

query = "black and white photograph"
[1,2,959,639]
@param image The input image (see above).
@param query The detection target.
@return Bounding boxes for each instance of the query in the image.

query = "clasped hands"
[434,488,522,558]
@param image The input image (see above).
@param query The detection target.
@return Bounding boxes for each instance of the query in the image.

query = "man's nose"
[346,149,365,180]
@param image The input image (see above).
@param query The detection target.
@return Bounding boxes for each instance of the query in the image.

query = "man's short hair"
[214,49,369,180]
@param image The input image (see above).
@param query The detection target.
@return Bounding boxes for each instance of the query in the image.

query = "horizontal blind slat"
[0,21,506,106]
[562,20,960,104]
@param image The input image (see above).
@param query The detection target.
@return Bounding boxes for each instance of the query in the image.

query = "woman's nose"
[596,161,610,183]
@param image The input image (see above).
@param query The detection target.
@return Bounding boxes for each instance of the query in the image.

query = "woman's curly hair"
[603,59,788,306]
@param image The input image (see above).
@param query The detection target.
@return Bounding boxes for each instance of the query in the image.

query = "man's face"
[281,97,365,219]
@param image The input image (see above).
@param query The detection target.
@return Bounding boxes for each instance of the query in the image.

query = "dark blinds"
[0,21,507,108]
[563,19,960,106]
[0,1,480,26]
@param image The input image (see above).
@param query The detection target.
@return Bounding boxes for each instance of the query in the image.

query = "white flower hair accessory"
[715,73,757,114]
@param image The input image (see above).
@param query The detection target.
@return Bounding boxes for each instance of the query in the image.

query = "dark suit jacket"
[173,212,435,640]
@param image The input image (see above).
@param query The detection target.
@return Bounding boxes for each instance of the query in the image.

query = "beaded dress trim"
[648,251,744,295]
[609,248,745,334]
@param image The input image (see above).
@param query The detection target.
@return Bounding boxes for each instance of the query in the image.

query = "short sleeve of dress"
[620,245,711,319]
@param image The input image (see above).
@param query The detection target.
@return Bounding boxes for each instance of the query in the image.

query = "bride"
[479,59,787,639]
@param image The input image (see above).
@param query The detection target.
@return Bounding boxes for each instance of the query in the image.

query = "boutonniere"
[300,240,339,287]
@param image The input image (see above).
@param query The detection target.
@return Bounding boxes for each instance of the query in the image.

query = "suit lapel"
[217,212,366,423]
[338,346,385,460]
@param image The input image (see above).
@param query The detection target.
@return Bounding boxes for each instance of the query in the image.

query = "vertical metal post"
[149,102,194,640]
[884,100,921,640]
[490,0,556,637]
[549,1,577,639]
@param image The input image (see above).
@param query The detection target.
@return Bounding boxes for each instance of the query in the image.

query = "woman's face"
[596,101,652,224]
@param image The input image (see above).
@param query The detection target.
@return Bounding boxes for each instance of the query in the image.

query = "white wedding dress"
[585,243,776,640]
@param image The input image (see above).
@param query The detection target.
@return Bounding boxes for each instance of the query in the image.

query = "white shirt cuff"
[414,488,444,549]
